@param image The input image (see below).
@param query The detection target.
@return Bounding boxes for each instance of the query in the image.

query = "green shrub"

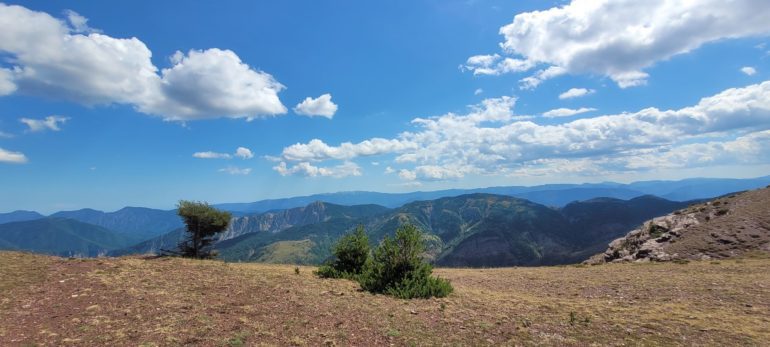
[358,224,453,299]
[315,225,370,279]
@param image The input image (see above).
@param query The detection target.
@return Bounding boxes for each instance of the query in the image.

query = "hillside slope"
[218,194,691,267]
[0,218,134,257]
[587,187,770,264]
[1,251,768,346]
[51,207,181,241]
[116,202,389,257]
[0,210,44,224]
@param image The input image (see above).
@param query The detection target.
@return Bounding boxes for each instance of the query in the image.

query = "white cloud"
[0,148,27,164]
[64,10,99,34]
[0,130,14,138]
[19,115,69,132]
[384,166,395,174]
[219,166,252,175]
[193,146,254,160]
[624,131,770,170]
[0,68,16,96]
[149,49,287,120]
[542,107,597,118]
[518,66,566,90]
[462,54,535,76]
[741,66,757,76]
[467,0,770,88]
[234,147,254,159]
[397,169,417,181]
[273,161,361,178]
[558,88,595,100]
[0,4,287,121]
[293,93,338,119]
[275,80,770,181]
[474,88,483,95]
[193,151,232,159]
[281,138,416,162]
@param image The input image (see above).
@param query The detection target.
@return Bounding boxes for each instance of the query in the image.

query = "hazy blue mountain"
[51,207,182,241]
[0,218,134,257]
[0,210,44,224]
[213,176,769,213]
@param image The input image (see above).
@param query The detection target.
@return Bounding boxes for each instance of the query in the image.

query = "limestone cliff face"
[586,187,770,264]
[217,201,331,241]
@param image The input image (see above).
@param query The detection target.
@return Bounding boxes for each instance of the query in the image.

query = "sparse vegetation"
[4,251,769,345]
[315,225,370,280]
[175,200,231,259]
[358,224,453,299]
[317,224,453,299]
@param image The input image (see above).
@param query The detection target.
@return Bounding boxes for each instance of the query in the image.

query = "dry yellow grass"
[1,251,768,346]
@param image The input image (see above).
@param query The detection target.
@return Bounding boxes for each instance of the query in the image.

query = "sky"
[1,0,770,213]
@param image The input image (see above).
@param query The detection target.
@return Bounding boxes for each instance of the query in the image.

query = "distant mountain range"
[51,207,182,241]
[1,175,768,266]
[0,210,45,224]
[212,175,770,212]
[210,194,693,266]
[0,218,136,257]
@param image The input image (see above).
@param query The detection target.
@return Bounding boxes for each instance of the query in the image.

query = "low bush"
[358,224,453,299]
[315,225,370,280]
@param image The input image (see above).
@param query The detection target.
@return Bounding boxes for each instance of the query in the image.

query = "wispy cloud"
[741,66,757,76]
[558,88,595,100]
[193,147,254,160]
[0,147,28,164]
[219,166,252,175]
[542,107,597,118]
[20,115,69,132]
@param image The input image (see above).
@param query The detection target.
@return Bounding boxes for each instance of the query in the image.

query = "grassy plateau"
[1,251,768,346]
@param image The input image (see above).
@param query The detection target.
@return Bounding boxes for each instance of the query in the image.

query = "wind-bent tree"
[176,200,231,259]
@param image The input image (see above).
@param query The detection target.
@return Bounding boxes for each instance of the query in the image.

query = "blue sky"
[1,0,769,213]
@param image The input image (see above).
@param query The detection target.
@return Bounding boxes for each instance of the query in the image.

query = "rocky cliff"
[586,187,770,264]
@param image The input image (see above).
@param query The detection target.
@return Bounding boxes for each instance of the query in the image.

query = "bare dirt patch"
[1,252,769,346]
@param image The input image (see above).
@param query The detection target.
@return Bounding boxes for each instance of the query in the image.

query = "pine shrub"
[315,225,370,279]
[358,224,453,299]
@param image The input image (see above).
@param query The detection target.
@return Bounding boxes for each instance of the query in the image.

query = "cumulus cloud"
[273,161,361,178]
[741,66,757,76]
[275,80,770,181]
[193,146,254,160]
[234,147,254,159]
[542,107,597,118]
[293,93,338,119]
[559,88,595,100]
[0,4,287,121]
[19,115,69,132]
[0,148,27,164]
[219,166,252,175]
[466,0,770,88]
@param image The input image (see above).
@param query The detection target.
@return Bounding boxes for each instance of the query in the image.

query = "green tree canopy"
[316,225,370,279]
[176,200,231,259]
